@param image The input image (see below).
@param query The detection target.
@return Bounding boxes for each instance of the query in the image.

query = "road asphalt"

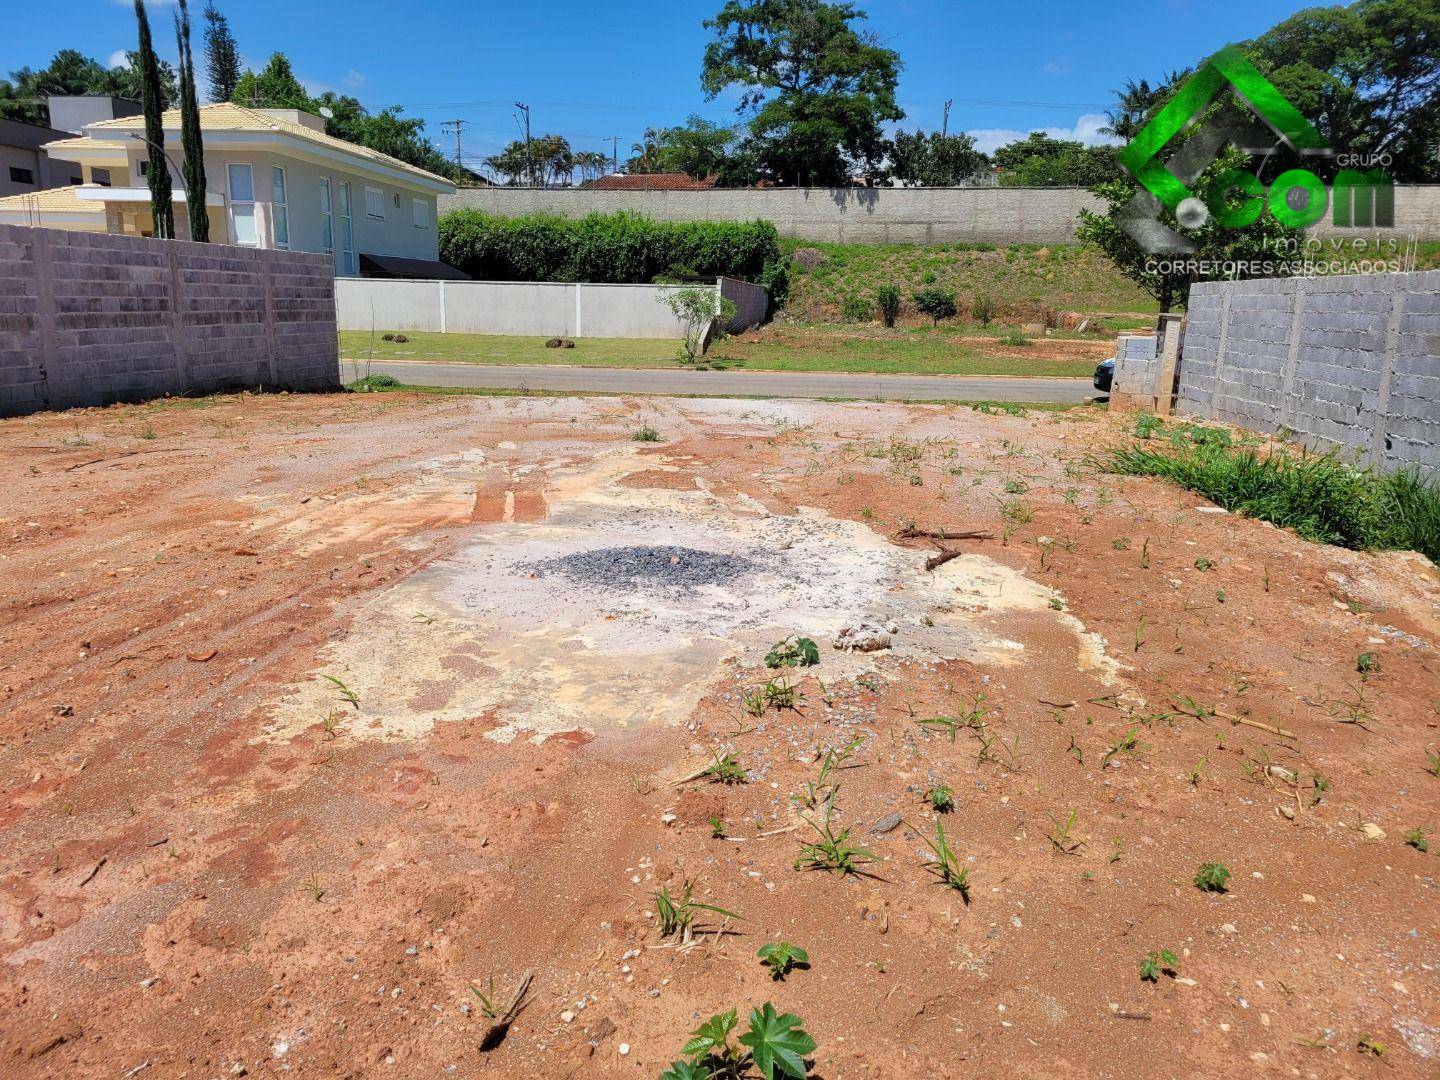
[354,360,1095,403]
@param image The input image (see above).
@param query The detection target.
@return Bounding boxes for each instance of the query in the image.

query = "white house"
[0,102,457,277]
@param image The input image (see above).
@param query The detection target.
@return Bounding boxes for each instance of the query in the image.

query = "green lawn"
[339,330,1099,378]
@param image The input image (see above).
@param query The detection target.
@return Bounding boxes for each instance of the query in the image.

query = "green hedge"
[438,210,784,290]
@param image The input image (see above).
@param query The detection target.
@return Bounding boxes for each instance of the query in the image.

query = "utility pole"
[606,135,620,175]
[441,118,468,177]
[514,101,533,187]
[942,99,953,138]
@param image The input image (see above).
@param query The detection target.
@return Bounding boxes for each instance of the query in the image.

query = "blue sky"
[5,0,1319,165]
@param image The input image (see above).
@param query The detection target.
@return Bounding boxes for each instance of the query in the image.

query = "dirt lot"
[1,390,1437,1078]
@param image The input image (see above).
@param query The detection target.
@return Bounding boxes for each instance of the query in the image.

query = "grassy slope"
[340,331,1098,378]
[782,239,1440,324]
[783,240,1159,321]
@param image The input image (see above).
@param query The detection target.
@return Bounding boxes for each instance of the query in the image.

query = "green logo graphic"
[1118,44,1392,246]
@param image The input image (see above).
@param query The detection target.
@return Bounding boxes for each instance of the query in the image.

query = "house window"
[338,181,356,275]
[319,178,334,257]
[364,186,384,220]
[91,167,111,186]
[70,175,83,185]
[227,163,257,247]
[9,166,34,185]
[411,199,429,229]
[271,166,289,249]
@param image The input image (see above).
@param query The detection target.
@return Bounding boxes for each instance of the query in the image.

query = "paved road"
[357,360,1093,403]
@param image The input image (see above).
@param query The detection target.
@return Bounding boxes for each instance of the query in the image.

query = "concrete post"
[1277,280,1307,433]
[167,246,191,390]
[1209,290,1233,420]
[29,228,60,410]
[1372,277,1404,468]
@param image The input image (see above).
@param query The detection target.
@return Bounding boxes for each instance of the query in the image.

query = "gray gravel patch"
[527,545,759,594]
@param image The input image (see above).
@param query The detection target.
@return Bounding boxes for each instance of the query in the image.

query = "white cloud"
[343,69,365,90]
[1042,60,1071,77]
[967,113,1120,156]
[107,49,131,70]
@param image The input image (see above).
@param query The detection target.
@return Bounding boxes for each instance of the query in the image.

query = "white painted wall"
[336,279,702,338]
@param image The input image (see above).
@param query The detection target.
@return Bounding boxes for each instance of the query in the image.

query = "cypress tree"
[175,0,208,241]
[134,0,174,239]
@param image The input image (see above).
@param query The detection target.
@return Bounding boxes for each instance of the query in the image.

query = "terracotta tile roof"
[86,102,453,187]
[0,185,104,213]
[587,173,718,191]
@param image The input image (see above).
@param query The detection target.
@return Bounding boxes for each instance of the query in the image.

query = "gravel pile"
[527,545,759,594]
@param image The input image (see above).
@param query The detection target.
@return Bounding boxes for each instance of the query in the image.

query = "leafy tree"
[627,115,753,184]
[702,0,903,186]
[0,48,176,126]
[1076,149,1301,313]
[1234,0,1439,182]
[202,2,241,103]
[888,129,987,186]
[1100,72,1191,141]
[992,132,1121,187]
[230,52,309,110]
[174,0,208,241]
[133,0,174,239]
[485,135,572,186]
[573,150,610,183]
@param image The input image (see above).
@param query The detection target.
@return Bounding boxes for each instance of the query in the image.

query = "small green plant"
[660,286,738,364]
[1402,825,1429,852]
[926,785,955,813]
[840,294,872,322]
[1356,1035,1388,1059]
[1193,556,1214,571]
[998,329,1029,347]
[765,637,820,669]
[918,694,987,742]
[971,293,995,326]
[920,820,971,901]
[1112,536,1132,551]
[1102,727,1147,765]
[874,284,901,328]
[742,687,766,716]
[1425,746,1440,778]
[1046,810,1083,855]
[795,813,875,876]
[1355,651,1380,680]
[702,751,748,785]
[1140,949,1179,982]
[632,423,662,442]
[1134,414,1163,439]
[1194,862,1231,892]
[763,678,803,711]
[661,1003,816,1080]
[757,941,810,981]
[653,877,741,941]
[1003,478,1028,494]
[709,815,727,839]
[300,873,325,902]
[322,674,359,711]
[913,287,958,325]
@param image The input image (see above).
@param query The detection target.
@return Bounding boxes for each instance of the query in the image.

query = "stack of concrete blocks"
[1178,270,1439,475]
[0,223,339,418]
[1106,332,1160,411]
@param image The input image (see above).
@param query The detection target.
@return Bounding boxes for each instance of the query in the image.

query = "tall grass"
[1107,432,1440,563]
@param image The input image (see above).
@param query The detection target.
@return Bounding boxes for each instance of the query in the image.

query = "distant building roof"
[587,173,718,191]
[82,102,454,190]
[0,118,72,152]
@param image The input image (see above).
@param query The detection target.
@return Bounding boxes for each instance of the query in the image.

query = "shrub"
[971,293,996,325]
[913,287,958,325]
[875,285,901,328]
[998,329,1029,346]
[791,246,828,270]
[348,374,401,392]
[439,210,781,289]
[659,287,738,364]
[840,294,873,322]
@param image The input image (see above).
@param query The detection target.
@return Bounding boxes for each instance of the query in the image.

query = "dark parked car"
[1093,357,1115,394]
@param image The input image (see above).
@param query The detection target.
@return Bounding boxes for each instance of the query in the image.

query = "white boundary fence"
[335,277,768,339]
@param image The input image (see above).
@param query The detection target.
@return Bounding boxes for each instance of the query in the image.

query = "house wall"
[1177,270,1440,475]
[0,223,339,417]
[439,185,1440,244]
[26,142,441,269]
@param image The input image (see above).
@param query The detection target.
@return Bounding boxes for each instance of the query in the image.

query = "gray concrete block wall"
[0,224,339,418]
[1180,270,1440,475]
[440,185,1440,245]
[719,277,768,331]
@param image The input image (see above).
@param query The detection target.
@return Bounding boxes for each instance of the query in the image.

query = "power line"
[439,118,468,174]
